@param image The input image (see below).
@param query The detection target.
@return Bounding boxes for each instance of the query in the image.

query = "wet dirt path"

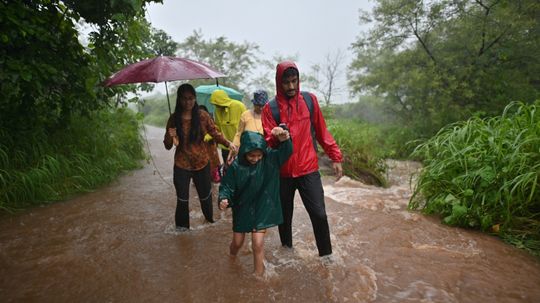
[1,125,539,302]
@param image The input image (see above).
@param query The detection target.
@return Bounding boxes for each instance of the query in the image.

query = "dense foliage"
[332,97,419,158]
[174,30,261,95]
[0,0,166,209]
[349,0,540,136]
[0,109,145,211]
[0,0,166,133]
[409,101,540,254]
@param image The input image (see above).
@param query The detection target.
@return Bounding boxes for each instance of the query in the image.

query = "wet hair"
[174,83,202,147]
[282,67,299,82]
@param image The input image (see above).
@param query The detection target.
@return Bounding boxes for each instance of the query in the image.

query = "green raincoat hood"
[238,131,267,166]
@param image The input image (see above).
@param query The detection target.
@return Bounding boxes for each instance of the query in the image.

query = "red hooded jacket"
[262,61,343,178]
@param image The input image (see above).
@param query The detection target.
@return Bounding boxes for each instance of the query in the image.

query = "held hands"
[219,199,229,210]
[226,150,236,165]
[271,126,290,142]
[228,142,238,154]
[227,143,238,165]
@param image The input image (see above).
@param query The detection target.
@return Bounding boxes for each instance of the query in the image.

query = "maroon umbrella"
[103,56,226,114]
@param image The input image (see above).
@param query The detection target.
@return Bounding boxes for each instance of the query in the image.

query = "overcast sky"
[145,0,375,102]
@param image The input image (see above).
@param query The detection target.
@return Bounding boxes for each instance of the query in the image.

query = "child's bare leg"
[252,230,266,275]
[230,232,245,256]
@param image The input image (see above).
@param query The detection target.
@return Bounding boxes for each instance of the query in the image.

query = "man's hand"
[333,162,343,181]
[219,199,229,210]
[271,126,290,142]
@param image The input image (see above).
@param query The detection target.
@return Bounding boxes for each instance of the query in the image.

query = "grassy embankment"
[0,108,146,212]
[410,101,540,256]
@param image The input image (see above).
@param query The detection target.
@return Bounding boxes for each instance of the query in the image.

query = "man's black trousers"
[278,171,332,256]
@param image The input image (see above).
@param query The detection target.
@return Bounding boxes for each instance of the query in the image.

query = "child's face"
[245,149,263,165]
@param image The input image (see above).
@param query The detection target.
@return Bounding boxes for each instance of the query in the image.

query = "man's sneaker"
[175,226,190,232]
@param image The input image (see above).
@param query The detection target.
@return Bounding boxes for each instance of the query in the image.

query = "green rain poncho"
[219,131,292,232]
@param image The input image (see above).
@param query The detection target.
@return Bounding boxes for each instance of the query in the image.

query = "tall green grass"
[0,108,145,211]
[409,101,540,255]
[327,119,388,186]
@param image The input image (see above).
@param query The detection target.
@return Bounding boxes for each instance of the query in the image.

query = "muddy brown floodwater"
[1,125,539,302]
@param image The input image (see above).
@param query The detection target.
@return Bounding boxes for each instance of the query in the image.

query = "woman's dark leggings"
[173,164,213,228]
[278,171,332,256]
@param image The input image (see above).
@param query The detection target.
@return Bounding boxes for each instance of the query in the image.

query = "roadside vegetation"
[0,109,145,211]
[1,1,168,212]
[410,102,540,255]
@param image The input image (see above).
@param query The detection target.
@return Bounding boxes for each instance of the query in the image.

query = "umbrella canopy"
[103,56,226,114]
[195,85,244,114]
[103,56,226,86]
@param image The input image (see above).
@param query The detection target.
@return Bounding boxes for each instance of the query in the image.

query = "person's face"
[253,104,263,114]
[180,91,196,112]
[281,75,298,98]
[245,149,263,165]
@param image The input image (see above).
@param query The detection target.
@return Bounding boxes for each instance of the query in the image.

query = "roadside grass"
[327,119,390,187]
[0,108,145,211]
[409,101,540,255]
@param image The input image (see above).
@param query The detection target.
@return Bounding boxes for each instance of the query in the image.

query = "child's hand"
[271,127,290,142]
[219,199,229,210]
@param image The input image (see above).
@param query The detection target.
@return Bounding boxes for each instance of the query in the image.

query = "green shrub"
[327,119,388,186]
[0,108,145,211]
[409,101,540,255]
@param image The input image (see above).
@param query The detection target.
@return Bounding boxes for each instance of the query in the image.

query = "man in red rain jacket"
[262,61,343,257]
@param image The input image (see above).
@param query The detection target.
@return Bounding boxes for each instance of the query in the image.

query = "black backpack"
[268,91,317,151]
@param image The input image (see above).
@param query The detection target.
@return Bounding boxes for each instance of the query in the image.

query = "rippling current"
[1,125,539,302]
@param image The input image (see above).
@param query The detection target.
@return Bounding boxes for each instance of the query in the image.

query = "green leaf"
[463,189,474,197]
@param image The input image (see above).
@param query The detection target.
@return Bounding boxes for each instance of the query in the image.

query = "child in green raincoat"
[218,127,292,275]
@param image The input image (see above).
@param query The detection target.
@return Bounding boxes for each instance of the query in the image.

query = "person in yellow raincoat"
[210,89,247,167]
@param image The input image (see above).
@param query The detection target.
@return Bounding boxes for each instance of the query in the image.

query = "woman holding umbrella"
[164,84,237,230]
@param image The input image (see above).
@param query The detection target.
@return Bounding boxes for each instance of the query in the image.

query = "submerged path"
[0,125,539,302]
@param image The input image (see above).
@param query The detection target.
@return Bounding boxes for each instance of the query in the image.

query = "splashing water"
[0,126,539,302]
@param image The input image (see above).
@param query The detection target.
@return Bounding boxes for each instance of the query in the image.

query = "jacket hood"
[238,131,267,165]
[210,89,234,107]
[275,61,300,100]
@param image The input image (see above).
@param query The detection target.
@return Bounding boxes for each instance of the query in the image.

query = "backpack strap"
[268,97,280,125]
[301,91,318,152]
[269,92,318,152]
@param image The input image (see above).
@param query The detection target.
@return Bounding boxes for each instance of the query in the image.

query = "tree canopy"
[175,30,261,94]
[349,0,540,134]
[0,0,169,131]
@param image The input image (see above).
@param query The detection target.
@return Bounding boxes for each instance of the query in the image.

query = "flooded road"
[1,125,539,302]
